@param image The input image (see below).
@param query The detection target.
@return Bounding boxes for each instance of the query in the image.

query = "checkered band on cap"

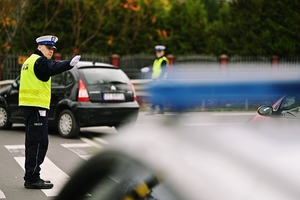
[36,35,58,46]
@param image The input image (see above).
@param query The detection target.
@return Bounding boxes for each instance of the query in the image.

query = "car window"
[278,94,300,118]
[79,68,130,85]
[272,96,285,111]
[280,95,300,110]
[65,71,74,86]
[51,74,63,86]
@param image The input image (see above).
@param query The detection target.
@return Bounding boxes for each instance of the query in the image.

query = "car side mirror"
[257,106,273,116]
[12,80,19,89]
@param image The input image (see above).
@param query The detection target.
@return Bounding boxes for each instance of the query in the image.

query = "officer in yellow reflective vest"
[148,45,169,115]
[19,35,81,189]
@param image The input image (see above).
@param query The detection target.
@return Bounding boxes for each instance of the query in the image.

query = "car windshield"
[79,68,129,85]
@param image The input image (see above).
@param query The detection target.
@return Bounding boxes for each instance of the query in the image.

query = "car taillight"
[78,79,90,102]
[131,82,137,101]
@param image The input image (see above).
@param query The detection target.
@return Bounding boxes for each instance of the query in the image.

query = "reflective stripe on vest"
[152,56,169,79]
[19,54,51,109]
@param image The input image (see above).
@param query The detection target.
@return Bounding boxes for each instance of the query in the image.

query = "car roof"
[75,61,116,68]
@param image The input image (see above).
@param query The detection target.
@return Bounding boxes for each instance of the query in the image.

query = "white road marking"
[15,157,70,197]
[212,112,256,116]
[60,143,91,148]
[182,122,243,126]
[5,142,99,197]
[0,190,6,199]
[80,137,102,149]
[94,137,110,144]
[61,143,93,160]
[4,145,24,149]
[5,145,70,197]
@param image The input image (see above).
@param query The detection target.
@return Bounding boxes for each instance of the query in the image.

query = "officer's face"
[156,50,164,57]
[38,45,54,59]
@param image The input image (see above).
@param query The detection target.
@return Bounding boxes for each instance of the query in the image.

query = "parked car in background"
[247,93,300,123]
[0,61,139,138]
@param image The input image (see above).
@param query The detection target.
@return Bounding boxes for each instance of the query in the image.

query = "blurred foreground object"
[56,66,300,200]
[147,66,300,111]
[55,120,300,200]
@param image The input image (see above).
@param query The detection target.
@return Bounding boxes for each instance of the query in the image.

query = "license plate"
[103,93,125,100]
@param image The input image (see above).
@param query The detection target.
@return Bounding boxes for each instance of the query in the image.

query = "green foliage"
[206,0,300,56]
[2,0,300,57]
[166,0,208,55]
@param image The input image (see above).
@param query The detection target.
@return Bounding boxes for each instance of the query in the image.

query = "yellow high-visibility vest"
[19,54,51,109]
[152,56,169,79]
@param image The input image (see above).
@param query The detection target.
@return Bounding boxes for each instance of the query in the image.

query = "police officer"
[19,35,81,189]
[148,45,169,115]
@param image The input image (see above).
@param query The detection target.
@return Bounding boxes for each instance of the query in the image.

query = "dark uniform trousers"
[20,106,49,181]
[150,79,165,112]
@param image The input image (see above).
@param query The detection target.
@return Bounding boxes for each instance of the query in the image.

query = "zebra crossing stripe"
[5,145,70,197]
[80,137,103,148]
[0,190,6,199]
[14,157,70,197]
[61,143,93,160]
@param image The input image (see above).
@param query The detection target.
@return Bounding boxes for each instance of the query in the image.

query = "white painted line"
[81,126,112,130]
[0,190,6,199]
[183,123,243,126]
[61,143,94,160]
[61,143,91,148]
[80,137,102,149]
[212,112,256,116]
[94,137,110,144]
[80,155,92,161]
[4,144,24,149]
[14,157,70,197]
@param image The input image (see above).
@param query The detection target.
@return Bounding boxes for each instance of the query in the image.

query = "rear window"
[79,68,130,85]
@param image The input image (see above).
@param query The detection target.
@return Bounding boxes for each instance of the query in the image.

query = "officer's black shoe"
[41,179,51,183]
[24,179,54,189]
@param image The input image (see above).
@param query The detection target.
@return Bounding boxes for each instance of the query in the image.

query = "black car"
[0,61,139,138]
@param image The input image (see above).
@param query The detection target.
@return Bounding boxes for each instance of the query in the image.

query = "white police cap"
[36,35,58,49]
[155,45,166,51]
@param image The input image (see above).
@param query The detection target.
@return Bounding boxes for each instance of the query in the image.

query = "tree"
[9,0,120,55]
[0,0,29,54]
[67,0,119,55]
[207,0,300,56]
[4,0,300,56]
[102,0,167,55]
[166,0,208,54]
[9,0,66,53]
[260,0,300,56]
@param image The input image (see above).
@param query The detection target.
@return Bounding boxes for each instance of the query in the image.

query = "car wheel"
[57,109,80,138]
[0,106,13,130]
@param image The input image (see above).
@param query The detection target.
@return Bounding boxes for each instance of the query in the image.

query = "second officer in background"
[148,45,169,115]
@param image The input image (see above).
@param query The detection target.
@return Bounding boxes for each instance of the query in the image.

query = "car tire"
[57,109,80,138]
[0,106,13,130]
